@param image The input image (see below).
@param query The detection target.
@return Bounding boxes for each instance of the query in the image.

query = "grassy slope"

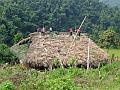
[0,62,120,90]
[0,44,118,90]
[10,44,29,60]
[104,48,120,58]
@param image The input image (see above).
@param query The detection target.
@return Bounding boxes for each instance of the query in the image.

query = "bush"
[53,58,60,68]
[0,44,18,64]
[68,57,76,67]
[0,81,16,90]
[98,27,120,48]
[36,77,77,90]
[13,32,23,44]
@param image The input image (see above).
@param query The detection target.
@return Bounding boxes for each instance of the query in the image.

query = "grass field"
[0,62,120,90]
[104,48,120,58]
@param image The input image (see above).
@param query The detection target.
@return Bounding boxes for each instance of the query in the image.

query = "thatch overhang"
[23,32,108,70]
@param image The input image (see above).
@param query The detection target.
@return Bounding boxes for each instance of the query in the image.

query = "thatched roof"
[23,32,108,70]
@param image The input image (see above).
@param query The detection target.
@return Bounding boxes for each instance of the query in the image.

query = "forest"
[0,0,120,48]
[100,0,120,7]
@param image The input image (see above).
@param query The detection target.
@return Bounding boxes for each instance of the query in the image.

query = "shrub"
[53,57,60,68]
[36,80,45,90]
[13,32,23,44]
[0,81,16,90]
[68,57,76,67]
[36,77,77,90]
[0,44,18,64]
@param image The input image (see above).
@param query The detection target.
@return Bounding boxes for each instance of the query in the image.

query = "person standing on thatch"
[41,27,46,36]
[77,28,81,36]
[68,28,73,36]
[50,27,52,32]
[37,27,41,33]
[75,29,77,33]
[49,27,54,37]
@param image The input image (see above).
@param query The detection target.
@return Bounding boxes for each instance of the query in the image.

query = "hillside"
[0,0,120,47]
[100,0,120,7]
[0,62,120,90]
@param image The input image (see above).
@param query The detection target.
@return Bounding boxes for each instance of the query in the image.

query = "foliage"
[100,0,120,8]
[104,48,120,58]
[10,44,29,60]
[36,76,77,90]
[68,57,76,67]
[13,32,23,44]
[0,0,120,47]
[0,81,16,90]
[53,57,60,68]
[98,27,120,48]
[0,62,120,90]
[0,47,119,90]
[0,44,18,64]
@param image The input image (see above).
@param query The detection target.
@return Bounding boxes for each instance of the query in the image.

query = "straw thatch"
[23,32,108,70]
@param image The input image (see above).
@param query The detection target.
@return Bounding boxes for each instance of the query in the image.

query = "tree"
[0,0,120,47]
[13,32,23,44]
[0,44,17,64]
[98,27,119,48]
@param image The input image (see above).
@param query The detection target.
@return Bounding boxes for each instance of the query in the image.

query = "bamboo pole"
[79,16,87,29]
[87,38,90,70]
[70,16,87,48]
[73,16,87,42]
[67,16,87,54]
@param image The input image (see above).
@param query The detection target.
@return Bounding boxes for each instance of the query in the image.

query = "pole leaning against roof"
[73,16,87,44]
[67,16,87,59]
[79,16,87,30]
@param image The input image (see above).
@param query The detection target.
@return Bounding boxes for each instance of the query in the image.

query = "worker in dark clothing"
[37,27,41,32]
[77,28,81,36]
[69,28,73,36]
[41,27,46,36]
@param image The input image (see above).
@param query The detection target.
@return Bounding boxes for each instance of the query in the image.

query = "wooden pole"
[73,16,87,43]
[67,16,87,57]
[87,38,90,70]
[79,16,87,29]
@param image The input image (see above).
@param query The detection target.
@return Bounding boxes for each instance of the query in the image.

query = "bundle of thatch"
[24,33,108,70]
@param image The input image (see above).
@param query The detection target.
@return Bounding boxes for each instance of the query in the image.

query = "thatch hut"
[22,32,108,70]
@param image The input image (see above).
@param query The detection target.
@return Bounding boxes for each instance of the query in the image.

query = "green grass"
[1,62,120,90]
[104,48,120,58]
[10,44,29,60]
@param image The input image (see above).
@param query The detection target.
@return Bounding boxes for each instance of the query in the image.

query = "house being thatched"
[21,32,108,70]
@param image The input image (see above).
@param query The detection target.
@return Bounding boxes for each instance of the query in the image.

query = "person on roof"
[37,27,41,33]
[49,27,54,37]
[41,27,46,36]
[77,28,81,36]
[68,28,73,36]
[49,27,52,32]
[75,29,77,32]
